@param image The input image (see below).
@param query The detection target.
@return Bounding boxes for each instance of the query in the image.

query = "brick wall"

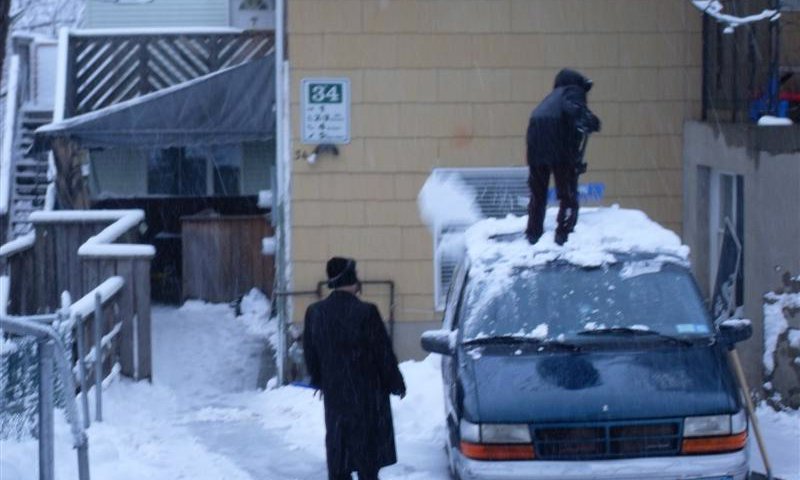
[288,0,703,352]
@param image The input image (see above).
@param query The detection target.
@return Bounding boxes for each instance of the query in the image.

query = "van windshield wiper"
[577,327,694,346]
[462,335,582,351]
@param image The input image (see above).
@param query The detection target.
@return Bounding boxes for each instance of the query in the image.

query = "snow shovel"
[727,348,784,480]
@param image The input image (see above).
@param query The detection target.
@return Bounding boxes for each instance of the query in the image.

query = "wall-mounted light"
[306,144,339,165]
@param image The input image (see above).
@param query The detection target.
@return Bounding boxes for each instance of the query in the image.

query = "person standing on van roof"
[303,257,406,480]
[525,68,601,246]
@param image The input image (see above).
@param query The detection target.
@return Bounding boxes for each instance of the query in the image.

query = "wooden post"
[134,258,152,380]
[54,224,71,305]
[51,138,90,210]
[116,259,136,377]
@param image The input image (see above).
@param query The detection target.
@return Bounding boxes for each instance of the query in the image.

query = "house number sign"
[301,77,351,144]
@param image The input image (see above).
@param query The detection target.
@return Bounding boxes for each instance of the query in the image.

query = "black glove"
[576,162,588,175]
[586,113,601,133]
[392,384,406,399]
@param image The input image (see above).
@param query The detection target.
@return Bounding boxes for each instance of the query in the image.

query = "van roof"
[464,206,689,273]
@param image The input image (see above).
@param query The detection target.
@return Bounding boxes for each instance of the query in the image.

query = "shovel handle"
[727,349,772,477]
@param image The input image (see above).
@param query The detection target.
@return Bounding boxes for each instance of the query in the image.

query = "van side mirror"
[718,319,753,347]
[421,329,456,356]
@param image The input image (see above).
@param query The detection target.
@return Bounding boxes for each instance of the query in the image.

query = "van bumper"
[454,448,749,480]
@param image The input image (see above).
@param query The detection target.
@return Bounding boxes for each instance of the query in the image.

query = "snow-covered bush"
[762,273,800,410]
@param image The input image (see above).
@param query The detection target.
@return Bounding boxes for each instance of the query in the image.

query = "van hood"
[460,344,740,424]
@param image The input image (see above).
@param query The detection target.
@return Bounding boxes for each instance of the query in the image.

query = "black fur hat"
[326,256,359,289]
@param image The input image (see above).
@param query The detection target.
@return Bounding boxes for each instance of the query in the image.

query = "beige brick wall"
[288,0,703,346]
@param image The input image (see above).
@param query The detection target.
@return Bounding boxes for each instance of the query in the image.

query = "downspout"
[769,0,782,115]
[274,0,292,386]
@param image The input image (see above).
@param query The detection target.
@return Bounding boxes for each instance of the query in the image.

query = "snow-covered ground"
[2,298,798,480]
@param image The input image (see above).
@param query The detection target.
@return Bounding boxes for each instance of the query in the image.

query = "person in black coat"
[525,68,601,246]
[303,257,406,480]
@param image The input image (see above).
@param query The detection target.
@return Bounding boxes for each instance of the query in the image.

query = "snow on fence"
[0,210,154,380]
[65,277,126,428]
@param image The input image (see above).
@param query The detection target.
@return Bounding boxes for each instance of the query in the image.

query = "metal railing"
[1,307,90,480]
[701,0,797,122]
[1,277,125,480]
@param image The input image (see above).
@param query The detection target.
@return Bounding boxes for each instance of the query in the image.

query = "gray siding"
[84,0,229,28]
[683,121,800,405]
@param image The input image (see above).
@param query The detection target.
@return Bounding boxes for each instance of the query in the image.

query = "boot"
[526,233,541,245]
[554,230,568,246]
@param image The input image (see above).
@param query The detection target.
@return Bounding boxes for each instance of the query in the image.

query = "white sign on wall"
[301,77,351,144]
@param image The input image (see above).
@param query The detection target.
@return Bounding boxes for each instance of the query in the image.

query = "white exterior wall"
[84,0,230,28]
[33,42,58,108]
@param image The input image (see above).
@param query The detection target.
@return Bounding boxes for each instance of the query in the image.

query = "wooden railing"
[0,209,154,379]
[67,277,125,427]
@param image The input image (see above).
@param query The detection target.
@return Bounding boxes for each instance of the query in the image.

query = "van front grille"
[533,421,681,460]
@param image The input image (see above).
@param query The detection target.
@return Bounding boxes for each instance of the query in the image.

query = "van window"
[461,262,711,341]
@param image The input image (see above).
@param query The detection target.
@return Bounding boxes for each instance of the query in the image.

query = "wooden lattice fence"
[67,31,275,116]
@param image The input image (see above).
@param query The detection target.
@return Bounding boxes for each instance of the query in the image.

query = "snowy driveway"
[2,301,797,480]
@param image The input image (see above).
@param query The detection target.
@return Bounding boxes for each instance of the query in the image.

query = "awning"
[34,54,275,151]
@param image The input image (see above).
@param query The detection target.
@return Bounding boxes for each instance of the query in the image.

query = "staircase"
[8,108,53,239]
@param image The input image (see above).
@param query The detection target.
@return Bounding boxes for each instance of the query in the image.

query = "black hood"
[554,68,593,92]
[459,344,740,424]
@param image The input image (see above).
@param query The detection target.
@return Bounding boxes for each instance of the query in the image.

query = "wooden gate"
[182,214,274,302]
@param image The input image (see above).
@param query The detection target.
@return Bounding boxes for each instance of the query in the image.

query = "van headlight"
[459,419,535,461]
[682,411,748,455]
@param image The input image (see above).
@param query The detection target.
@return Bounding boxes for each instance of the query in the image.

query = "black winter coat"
[527,69,601,167]
[303,291,406,475]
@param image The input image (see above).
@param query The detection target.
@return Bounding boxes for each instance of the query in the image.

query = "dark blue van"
[422,233,753,480]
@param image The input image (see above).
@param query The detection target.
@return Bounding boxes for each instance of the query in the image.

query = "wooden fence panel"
[22,216,153,381]
[33,226,48,313]
[7,249,35,315]
[66,224,83,300]
[182,215,274,302]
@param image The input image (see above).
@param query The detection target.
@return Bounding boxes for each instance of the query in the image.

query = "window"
[239,0,271,10]
[231,0,275,29]
[709,171,745,314]
[460,263,712,341]
[147,146,242,197]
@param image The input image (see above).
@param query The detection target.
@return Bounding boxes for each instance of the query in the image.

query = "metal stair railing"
[1,309,90,480]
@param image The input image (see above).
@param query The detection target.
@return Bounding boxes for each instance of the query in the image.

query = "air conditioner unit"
[431,167,529,310]
[429,167,606,310]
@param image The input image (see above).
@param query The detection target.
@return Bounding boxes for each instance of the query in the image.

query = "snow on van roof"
[465,206,689,272]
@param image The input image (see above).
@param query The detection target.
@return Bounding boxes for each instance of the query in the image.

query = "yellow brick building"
[287,0,702,359]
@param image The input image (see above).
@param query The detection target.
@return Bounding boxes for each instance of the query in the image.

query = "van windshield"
[460,261,712,342]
